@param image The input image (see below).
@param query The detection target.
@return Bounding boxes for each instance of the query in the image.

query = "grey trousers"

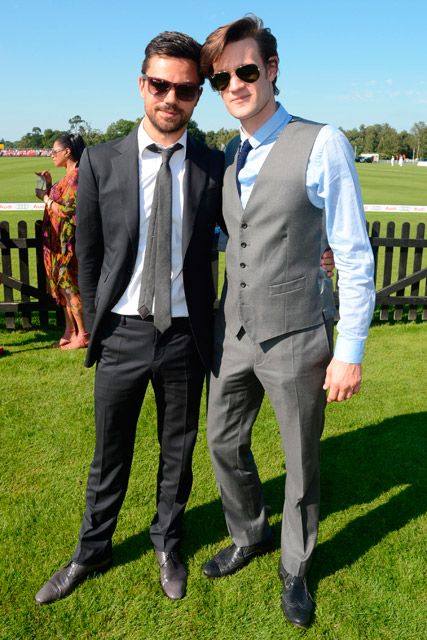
[207,316,333,577]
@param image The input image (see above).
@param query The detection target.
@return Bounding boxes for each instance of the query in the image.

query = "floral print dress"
[42,168,80,305]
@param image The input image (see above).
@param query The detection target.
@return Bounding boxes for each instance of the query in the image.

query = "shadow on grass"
[0,330,63,352]
[113,412,426,579]
[113,529,153,567]
[187,413,426,558]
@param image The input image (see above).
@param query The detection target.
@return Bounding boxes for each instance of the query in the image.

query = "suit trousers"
[207,315,333,577]
[73,312,205,564]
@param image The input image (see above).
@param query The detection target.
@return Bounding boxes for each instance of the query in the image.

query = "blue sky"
[1,0,426,141]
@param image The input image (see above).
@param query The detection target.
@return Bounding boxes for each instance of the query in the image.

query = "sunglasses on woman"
[141,73,201,102]
[209,64,260,92]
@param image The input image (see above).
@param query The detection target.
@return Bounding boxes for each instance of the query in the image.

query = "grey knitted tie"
[236,139,252,195]
[138,142,183,332]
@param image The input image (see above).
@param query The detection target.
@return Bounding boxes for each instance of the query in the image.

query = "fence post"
[18,220,32,329]
[0,221,16,329]
[380,222,395,320]
[409,222,426,321]
[34,220,49,328]
[394,222,410,321]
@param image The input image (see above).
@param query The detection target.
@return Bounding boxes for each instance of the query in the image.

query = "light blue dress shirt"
[237,103,375,364]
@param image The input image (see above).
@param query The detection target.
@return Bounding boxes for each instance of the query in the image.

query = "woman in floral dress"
[35,133,88,349]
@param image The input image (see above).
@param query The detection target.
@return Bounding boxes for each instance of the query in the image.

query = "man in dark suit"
[35,31,223,605]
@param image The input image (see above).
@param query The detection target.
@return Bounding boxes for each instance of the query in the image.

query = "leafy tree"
[398,130,414,158]
[205,127,239,150]
[0,138,15,148]
[104,118,139,141]
[187,119,206,143]
[67,115,105,146]
[377,123,399,157]
[340,125,366,157]
[68,115,86,135]
[42,128,64,148]
[16,126,43,149]
[411,121,427,159]
[363,124,382,153]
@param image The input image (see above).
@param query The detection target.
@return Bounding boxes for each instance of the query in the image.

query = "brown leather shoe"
[35,557,112,605]
[203,533,274,578]
[155,551,187,600]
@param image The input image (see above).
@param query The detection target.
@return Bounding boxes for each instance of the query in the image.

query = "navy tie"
[236,139,252,196]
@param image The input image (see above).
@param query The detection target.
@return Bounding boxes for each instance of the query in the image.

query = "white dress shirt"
[238,103,375,363]
[112,119,189,317]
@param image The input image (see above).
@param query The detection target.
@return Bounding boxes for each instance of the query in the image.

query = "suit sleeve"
[214,149,227,235]
[76,148,104,333]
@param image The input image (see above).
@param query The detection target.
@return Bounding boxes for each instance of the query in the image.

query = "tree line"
[2,115,427,158]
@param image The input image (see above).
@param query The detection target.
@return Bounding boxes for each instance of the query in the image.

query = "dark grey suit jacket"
[75,126,224,369]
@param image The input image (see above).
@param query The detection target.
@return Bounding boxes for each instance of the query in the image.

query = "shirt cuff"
[333,336,365,364]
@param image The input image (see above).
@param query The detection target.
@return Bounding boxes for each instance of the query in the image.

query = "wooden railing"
[1,219,426,329]
[368,221,427,321]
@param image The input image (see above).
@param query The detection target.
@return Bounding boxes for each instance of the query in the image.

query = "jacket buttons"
[241,223,248,229]
[241,242,247,248]
[240,282,247,288]
[240,263,246,268]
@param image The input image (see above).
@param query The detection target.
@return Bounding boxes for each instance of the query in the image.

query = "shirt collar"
[240,102,292,149]
[138,118,187,155]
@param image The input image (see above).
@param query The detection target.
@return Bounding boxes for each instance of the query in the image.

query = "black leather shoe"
[279,564,314,628]
[156,551,187,600]
[203,535,274,578]
[35,557,112,605]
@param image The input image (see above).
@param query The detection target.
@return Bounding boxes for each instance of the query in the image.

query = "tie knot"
[240,139,252,154]
[147,142,183,165]
[236,139,252,171]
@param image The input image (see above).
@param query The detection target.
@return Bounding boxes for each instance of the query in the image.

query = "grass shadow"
[183,412,427,569]
[106,412,427,576]
[310,411,426,589]
[113,529,153,567]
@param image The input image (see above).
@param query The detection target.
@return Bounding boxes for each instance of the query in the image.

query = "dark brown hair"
[201,15,279,95]
[141,31,204,85]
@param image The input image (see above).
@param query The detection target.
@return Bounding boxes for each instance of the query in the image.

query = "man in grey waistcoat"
[200,16,375,628]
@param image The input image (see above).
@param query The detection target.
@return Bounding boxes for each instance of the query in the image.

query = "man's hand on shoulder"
[323,358,361,403]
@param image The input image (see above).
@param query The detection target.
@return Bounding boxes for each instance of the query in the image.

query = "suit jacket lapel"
[182,136,207,258]
[111,127,140,263]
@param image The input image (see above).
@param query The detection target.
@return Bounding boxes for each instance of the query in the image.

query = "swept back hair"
[141,31,204,85]
[200,15,279,95]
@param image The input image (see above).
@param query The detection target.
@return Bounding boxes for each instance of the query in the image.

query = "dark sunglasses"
[141,73,201,102]
[209,63,260,92]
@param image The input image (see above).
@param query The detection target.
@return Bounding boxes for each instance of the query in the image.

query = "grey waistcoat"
[222,118,326,344]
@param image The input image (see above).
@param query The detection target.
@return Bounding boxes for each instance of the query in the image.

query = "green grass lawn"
[1,158,426,638]
[0,323,426,639]
[355,163,427,205]
[0,157,64,203]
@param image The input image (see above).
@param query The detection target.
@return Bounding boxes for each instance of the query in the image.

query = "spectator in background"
[35,133,89,349]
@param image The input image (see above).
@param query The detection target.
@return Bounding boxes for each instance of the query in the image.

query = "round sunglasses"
[141,73,201,102]
[209,64,260,92]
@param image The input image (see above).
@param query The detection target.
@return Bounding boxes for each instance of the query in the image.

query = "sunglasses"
[141,73,201,102]
[209,64,260,92]
[51,148,66,156]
